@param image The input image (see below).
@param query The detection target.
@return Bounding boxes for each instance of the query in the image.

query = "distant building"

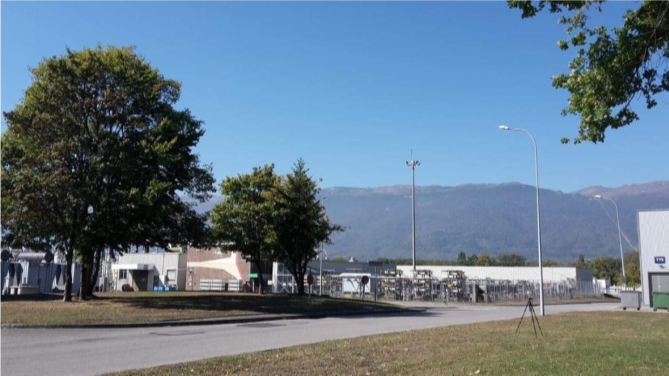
[1,252,80,295]
[185,247,272,293]
[113,252,187,291]
[396,265,593,283]
[272,259,396,294]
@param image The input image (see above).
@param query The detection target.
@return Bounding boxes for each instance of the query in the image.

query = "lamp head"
[594,195,603,200]
[499,125,510,131]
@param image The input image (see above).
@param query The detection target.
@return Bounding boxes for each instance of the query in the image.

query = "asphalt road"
[1,302,617,376]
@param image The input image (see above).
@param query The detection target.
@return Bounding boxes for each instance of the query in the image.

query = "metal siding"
[638,210,669,305]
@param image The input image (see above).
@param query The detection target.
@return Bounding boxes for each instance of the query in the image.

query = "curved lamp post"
[593,194,626,288]
[499,125,545,316]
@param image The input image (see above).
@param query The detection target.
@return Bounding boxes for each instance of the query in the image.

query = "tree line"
[1,46,339,301]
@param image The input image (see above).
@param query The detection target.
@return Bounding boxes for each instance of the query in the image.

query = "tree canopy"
[210,165,281,294]
[2,46,215,300]
[509,0,669,143]
[273,160,343,295]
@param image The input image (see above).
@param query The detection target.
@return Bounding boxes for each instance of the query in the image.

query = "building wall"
[185,247,251,289]
[638,210,669,306]
[1,261,80,294]
[396,265,592,283]
[115,253,187,291]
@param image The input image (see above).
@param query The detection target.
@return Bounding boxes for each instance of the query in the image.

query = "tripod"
[515,297,543,338]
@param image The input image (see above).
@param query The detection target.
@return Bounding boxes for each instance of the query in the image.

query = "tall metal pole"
[320,197,326,296]
[412,166,416,272]
[596,196,626,288]
[500,126,544,316]
[406,159,420,272]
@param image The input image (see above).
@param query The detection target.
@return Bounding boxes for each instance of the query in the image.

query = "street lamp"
[406,158,420,272]
[593,194,626,288]
[320,197,326,296]
[499,125,545,316]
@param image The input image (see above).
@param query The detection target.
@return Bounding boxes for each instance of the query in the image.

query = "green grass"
[0,292,397,326]
[111,311,669,375]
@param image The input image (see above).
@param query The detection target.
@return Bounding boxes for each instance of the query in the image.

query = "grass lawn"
[111,311,669,376]
[0,292,397,326]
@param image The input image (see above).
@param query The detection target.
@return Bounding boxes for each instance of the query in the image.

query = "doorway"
[648,272,669,307]
[131,270,149,291]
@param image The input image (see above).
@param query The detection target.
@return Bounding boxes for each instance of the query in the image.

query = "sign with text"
[368,261,382,267]
[655,256,666,264]
[307,274,314,285]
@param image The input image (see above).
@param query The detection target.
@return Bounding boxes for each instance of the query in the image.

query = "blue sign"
[188,268,194,274]
[368,261,382,267]
[655,256,666,264]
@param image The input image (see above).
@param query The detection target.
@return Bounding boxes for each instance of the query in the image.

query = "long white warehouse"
[397,265,593,283]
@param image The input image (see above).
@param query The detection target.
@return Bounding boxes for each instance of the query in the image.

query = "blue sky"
[2,2,667,192]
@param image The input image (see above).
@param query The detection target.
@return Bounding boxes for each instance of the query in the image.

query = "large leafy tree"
[210,165,280,294]
[587,255,621,283]
[273,160,343,295]
[2,46,215,301]
[509,0,669,143]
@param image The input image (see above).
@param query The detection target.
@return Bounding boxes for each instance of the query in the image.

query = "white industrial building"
[638,210,669,307]
[397,265,594,283]
[1,252,81,295]
[112,252,187,291]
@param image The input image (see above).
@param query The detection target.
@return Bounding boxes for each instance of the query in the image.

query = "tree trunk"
[88,249,102,295]
[254,260,264,295]
[79,265,89,300]
[63,247,73,302]
[296,270,305,296]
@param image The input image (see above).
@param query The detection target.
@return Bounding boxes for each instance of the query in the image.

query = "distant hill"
[188,181,669,263]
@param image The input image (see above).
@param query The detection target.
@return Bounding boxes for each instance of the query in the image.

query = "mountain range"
[190,181,669,263]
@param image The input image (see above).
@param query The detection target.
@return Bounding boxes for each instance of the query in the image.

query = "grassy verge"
[0,292,397,326]
[111,311,669,376]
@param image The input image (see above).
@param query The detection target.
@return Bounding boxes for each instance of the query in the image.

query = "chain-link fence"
[469,279,604,303]
[323,276,604,303]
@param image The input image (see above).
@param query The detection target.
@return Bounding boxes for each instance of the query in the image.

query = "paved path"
[1,302,617,376]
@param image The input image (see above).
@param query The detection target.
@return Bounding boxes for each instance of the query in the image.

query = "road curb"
[1,308,421,329]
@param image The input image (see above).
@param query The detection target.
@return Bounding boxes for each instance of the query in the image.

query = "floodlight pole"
[594,195,626,288]
[499,125,544,316]
[320,197,326,296]
[406,158,420,272]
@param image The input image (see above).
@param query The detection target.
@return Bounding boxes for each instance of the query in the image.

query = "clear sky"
[2,2,667,192]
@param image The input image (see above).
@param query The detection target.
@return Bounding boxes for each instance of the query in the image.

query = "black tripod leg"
[533,306,544,336]
[515,301,530,335]
[529,305,538,338]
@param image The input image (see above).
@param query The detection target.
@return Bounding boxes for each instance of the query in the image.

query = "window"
[119,270,127,280]
[166,270,176,283]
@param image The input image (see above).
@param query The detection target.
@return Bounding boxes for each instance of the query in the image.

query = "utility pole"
[406,154,420,272]
[320,197,326,296]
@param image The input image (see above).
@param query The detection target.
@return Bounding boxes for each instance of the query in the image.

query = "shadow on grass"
[0,293,64,302]
[90,292,397,315]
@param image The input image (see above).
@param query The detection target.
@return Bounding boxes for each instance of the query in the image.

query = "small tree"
[457,252,468,266]
[475,253,497,266]
[210,165,280,294]
[623,250,641,287]
[273,160,343,295]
